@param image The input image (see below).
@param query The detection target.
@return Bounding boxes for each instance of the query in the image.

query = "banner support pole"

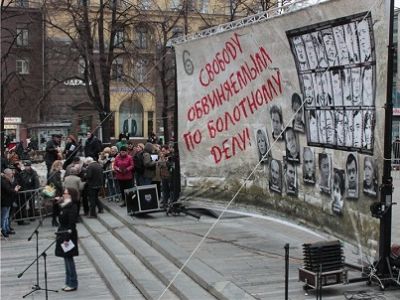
[378,0,395,277]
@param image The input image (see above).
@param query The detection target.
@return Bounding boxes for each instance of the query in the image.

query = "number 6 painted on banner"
[183,50,194,75]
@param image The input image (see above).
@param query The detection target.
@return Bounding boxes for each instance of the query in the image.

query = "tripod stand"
[18,237,58,299]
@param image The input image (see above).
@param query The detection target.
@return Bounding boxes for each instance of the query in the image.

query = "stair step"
[82,217,178,300]
[103,200,255,300]
[97,213,216,300]
[78,224,145,300]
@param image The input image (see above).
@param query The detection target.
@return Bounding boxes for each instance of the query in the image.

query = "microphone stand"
[18,239,58,299]
[23,220,42,296]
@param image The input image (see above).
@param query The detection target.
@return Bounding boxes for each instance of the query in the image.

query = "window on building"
[172,27,184,38]
[114,28,125,48]
[147,111,154,137]
[16,28,29,47]
[199,0,209,13]
[78,57,86,74]
[111,58,124,81]
[135,59,148,83]
[16,59,29,74]
[78,0,90,5]
[170,0,181,10]
[187,0,196,11]
[15,0,29,7]
[139,0,151,10]
[119,99,144,137]
[135,26,149,49]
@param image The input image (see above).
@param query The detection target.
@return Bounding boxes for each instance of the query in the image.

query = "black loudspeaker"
[125,184,160,215]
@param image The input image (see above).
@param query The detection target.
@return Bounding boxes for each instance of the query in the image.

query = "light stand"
[18,239,58,299]
[376,0,395,280]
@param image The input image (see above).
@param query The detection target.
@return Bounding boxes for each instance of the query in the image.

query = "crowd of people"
[1,131,179,292]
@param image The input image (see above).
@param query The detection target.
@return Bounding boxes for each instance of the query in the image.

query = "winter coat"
[63,175,85,198]
[142,142,157,180]
[20,169,40,190]
[63,141,78,168]
[47,171,63,197]
[114,154,134,181]
[84,136,102,161]
[85,162,104,189]
[55,202,79,257]
[44,140,60,167]
[1,177,18,207]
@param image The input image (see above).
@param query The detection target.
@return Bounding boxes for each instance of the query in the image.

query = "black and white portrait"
[307,110,319,143]
[333,25,350,65]
[303,33,319,69]
[331,168,345,216]
[293,36,309,71]
[342,68,353,106]
[357,19,372,62]
[291,93,305,132]
[335,110,345,147]
[317,110,326,144]
[344,110,353,147]
[285,160,298,196]
[254,128,271,164]
[363,110,374,150]
[303,147,315,184]
[344,22,360,64]
[331,69,343,106]
[362,66,374,106]
[302,73,315,107]
[312,31,328,68]
[285,127,300,163]
[322,29,339,67]
[318,153,331,194]
[353,110,363,148]
[345,153,358,199]
[351,68,362,106]
[269,159,282,194]
[270,104,284,141]
[315,72,333,107]
[363,156,378,197]
[325,111,335,145]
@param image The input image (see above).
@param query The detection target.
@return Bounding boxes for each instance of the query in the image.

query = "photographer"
[159,145,174,208]
[142,142,157,186]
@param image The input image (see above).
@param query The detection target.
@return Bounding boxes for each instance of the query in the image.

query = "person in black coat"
[45,134,62,178]
[63,135,78,170]
[85,157,104,217]
[55,187,79,292]
[84,132,102,161]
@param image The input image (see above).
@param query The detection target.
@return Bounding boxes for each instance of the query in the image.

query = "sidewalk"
[0,218,113,300]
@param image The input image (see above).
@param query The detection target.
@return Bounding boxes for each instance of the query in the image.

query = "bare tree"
[1,0,44,152]
[43,0,143,142]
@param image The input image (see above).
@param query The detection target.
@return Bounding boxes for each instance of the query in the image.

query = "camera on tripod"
[370,202,388,219]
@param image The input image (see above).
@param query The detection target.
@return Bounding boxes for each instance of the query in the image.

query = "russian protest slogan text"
[182,33,284,164]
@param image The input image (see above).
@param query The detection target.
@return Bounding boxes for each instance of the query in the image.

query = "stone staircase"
[78,199,254,300]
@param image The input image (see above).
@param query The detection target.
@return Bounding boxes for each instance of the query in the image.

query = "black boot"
[52,219,59,227]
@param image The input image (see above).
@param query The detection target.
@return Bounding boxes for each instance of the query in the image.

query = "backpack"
[133,151,144,175]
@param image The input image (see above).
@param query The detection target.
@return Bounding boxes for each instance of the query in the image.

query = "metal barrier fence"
[12,188,52,222]
[103,170,121,202]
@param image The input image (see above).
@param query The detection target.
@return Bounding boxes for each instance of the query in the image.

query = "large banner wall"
[174,0,387,246]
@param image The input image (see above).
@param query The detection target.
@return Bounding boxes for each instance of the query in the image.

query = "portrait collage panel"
[288,13,376,154]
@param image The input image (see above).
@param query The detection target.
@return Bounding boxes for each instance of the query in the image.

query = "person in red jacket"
[113,146,134,208]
